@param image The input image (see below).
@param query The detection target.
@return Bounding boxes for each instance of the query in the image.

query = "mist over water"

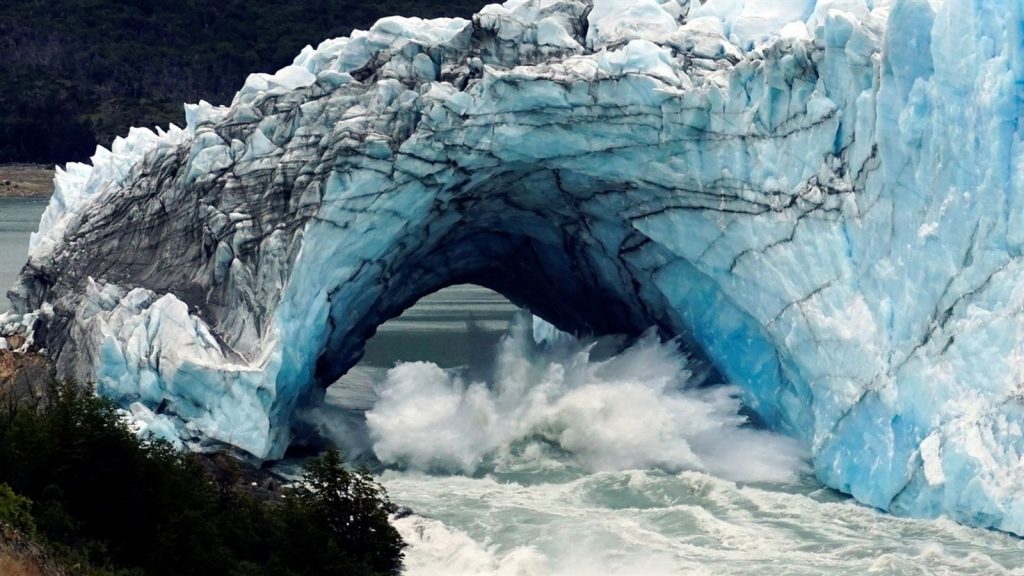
[306,288,1024,576]
[366,317,809,483]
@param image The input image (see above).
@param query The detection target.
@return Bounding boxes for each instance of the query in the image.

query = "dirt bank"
[0,166,53,198]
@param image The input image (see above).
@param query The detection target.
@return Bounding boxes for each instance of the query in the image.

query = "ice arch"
[7,0,1024,534]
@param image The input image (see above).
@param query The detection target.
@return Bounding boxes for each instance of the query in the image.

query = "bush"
[0,483,35,534]
[0,381,405,575]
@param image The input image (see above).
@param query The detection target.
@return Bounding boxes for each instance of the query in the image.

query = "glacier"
[5,0,1024,534]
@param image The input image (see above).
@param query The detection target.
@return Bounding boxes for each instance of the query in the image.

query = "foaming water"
[306,289,1024,576]
[384,470,1024,576]
[365,318,808,483]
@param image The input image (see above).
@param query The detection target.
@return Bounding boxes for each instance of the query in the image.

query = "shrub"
[0,381,405,575]
[0,483,35,534]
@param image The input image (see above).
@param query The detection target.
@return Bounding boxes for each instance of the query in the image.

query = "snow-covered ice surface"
[7,0,1024,534]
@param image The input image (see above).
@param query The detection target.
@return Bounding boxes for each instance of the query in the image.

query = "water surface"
[317,285,1024,576]
[0,198,47,312]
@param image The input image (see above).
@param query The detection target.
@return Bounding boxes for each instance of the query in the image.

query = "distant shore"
[0,165,53,198]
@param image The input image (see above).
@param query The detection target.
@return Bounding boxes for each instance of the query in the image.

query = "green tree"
[283,448,405,575]
[0,0,490,164]
[0,482,35,534]
[0,380,406,575]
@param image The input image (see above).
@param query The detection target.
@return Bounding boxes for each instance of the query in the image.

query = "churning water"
[314,286,1024,576]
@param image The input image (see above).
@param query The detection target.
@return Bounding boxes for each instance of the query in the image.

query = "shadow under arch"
[297,165,804,445]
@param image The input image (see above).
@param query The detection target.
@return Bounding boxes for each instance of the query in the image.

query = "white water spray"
[299,307,1024,576]
[365,318,809,483]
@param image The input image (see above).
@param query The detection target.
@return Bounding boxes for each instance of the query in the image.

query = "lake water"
[1,196,1022,574]
[0,198,47,312]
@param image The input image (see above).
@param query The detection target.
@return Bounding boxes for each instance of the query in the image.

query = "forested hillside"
[0,0,488,164]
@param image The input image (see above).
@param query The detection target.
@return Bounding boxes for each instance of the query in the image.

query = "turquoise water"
[320,286,1024,576]
[0,198,47,312]
[384,466,1024,575]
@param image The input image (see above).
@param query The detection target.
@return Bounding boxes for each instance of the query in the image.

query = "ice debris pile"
[5,0,1024,534]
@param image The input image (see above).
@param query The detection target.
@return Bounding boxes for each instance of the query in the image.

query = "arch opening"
[308,167,712,390]
[290,166,800,464]
[296,281,807,483]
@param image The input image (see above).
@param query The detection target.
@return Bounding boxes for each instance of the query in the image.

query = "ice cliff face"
[7,0,1024,534]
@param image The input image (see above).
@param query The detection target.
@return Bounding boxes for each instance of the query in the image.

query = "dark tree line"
[0,0,488,164]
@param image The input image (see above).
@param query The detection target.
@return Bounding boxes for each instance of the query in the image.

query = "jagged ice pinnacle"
[5,0,1024,535]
